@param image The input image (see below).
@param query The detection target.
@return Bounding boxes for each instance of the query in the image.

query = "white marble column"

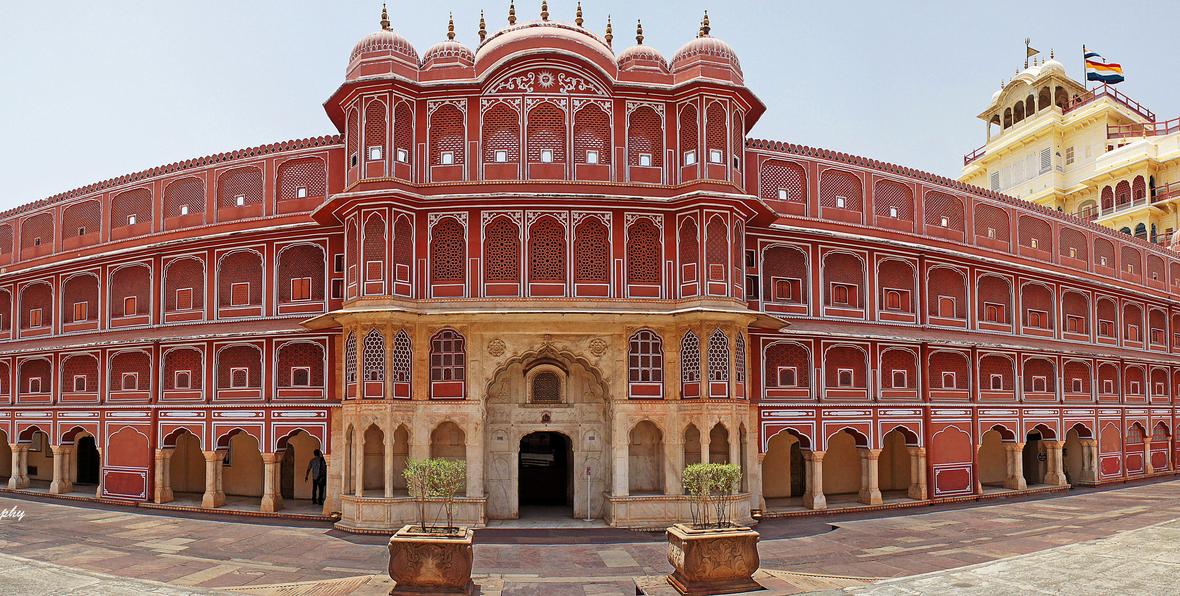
[611,418,629,497]
[48,445,73,494]
[8,444,28,489]
[154,449,174,504]
[384,434,395,498]
[803,450,826,510]
[858,448,883,505]
[1005,443,1027,490]
[260,452,284,512]
[354,437,366,498]
[466,425,484,498]
[201,450,225,508]
[907,447,927,500]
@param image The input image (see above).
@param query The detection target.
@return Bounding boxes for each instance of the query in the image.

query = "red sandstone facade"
[1,8,1178,524]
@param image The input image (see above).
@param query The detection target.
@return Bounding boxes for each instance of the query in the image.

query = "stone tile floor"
[1,478,1179,594]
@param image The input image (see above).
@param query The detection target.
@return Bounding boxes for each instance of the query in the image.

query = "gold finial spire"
[479,10,487,43]
[380,2,391,31]
[541,0,549,21]
[699,10,710,37]
[447,12,455,40]
[508,0,516,25]
[1050,48,1055,59]
[636,19,644,45]
[576,1,584,27]
[605,14,613,47]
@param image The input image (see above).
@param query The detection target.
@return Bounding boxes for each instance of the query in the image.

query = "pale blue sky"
[0,1,1175,209]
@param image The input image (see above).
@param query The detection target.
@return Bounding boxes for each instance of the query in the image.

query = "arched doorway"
[1023,429,1049,486]
[220,431,263,505]
[628,421,664,495]
[278,430,320,502]
[75,435,100,485]
[1063,425,1089,485]
[762,430,806,508]
[518,432,572,514]
[822,430,863,505]
[878,428,913,499]
[977,428,1010,490]
[170,431,205,497]
[0,431,10,482]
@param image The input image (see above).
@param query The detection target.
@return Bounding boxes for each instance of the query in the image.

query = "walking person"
[305,449,328,505]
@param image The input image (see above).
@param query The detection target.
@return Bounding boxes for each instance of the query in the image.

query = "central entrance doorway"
[76,436,100,485]
[518,432,573,516]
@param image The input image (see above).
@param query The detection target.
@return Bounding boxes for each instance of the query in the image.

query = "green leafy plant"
[682,463,741,529]
[402,458,468,534]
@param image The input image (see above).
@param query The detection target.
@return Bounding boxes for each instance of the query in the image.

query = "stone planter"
[388,524,476,595]
[665,523,762,595]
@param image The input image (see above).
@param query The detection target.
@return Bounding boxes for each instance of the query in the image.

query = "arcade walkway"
[2,479,1180,594]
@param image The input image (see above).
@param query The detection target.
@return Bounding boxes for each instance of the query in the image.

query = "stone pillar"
[1143,438,1154,475]
[154,449,174,504]
[858,448,883,505]
[322,453,338,516]
[1004,443,1027,490]
[802,450,826,510]
[8,444,28,489]
[466,425,485,498]
[907,447,927,500]
[355,437,366,498]
[260,453,284,513]
[1080,438,1099,484]
[48,445,73,494]
[94,448,104,499]
[611,418,629,497]
[1043,440,1067,486]
[665,435,684,496]
[384,433,395,498]
[201,450,225,508]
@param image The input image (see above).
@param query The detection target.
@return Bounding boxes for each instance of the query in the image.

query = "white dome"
[1041,58,1066,75]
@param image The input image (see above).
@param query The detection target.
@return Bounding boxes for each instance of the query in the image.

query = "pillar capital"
[261,452,281,464]
[906,446,926,456]
[804,449,825,463]
[203,450,225,463]
[861,448,882,459]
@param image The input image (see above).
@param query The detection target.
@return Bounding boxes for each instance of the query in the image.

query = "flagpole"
[1082,44,1088,92]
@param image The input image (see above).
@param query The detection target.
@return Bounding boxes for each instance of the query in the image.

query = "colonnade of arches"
[4,426,102,497]
[624,420,749,496]
[340,421,467,498]
[152,428,322,512]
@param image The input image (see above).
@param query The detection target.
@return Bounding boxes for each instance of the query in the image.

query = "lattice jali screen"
[877,260,914,295]
[678,218,699,272]
[627,106,663,167]
[429,104,466,166]
[626,219,661,284]
[734,333,746,385]
[873,180,913,220]
[0,224,12,254]
[346,108,360,161]
[929,351,968,388]
[277,342,325,387]
[731,111,744,171]
[528,216,566,283]
[20,213,53,249]
[980,355,1013,389]
[678,104,698,158]
[164,348,203,389]
[365,101,387,154]
[0,290,10,331]
[1061,292,1089,326]
[19,360,50,391]
[681,332,701,384]
[707,330,729,383]
[393,216,414,276]
[924,191,965,231]
[430,218,465,283]
[700,220,725,278]
[62,275,98,322]
[482,104,521,162]
[277,158,327,200]
[764,342,810,387]
[573,218,609,283]
[0,362,7,394]
[1018,215,1051,250]
[822,252,864,292]
[927,268,966,318]
[732,221,744,297]
[19,283,52,328]
[761,246,808,303]
[974,204,1009,243]
[1060,228,1087,261]
[1023,359,1056,391]
[163,177,206,218]
[759,160,806,202]
[881,349,916,388]
[1149,255,1166,282]
[1101,186,1114,210]
[217,251,262,307]
[394,102,414,162]
[60,201,99,239]
[62,355,98,391]
[628,330,663,384]
[818,169,862,212]
[531,372,561,403]
[1115,180,1131,204]
[484,216,521,283]
[217,166,263,208]
[363,214,386,271]
[1133,176,1147,201]
[977,275,1011,312]
[526,102,567,163]
[1122,246,1141,274]
[344,333,357,386]
[164,259,204,310]
[705,102,728,156]
[824,346,865,387]
[573,104,610,164]
[217,345,261,388]
[1094,238,1115,268]
[109,351,150,391]
[111,188,152,229]
[277,244,325,302]
[391,330,412,384]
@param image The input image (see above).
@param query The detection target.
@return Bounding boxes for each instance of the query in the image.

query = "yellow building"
[960,52,1180,244]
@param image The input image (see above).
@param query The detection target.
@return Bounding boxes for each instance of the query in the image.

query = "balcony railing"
[1154,180,1180,202]
[1064,84,1156,121]
[963,145,986,166]
[1108,116,1180,140]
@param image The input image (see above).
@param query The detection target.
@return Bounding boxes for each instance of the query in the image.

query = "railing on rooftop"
[963,145,986,167]
[1154,180,1180,203]
[1064,84,1156,121]
[1108,116,1180,140]
[1075,205,1099,221]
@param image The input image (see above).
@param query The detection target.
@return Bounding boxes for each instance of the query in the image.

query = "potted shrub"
[388,458,476,596]
[665,463,762,595]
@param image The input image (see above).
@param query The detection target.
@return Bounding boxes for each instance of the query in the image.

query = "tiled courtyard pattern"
[1,479,1180,594]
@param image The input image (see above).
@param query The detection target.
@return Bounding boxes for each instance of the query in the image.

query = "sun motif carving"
[536,71,556,89]
[588,337,607,357]
[487,338,506,357]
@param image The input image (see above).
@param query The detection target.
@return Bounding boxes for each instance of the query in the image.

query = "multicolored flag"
[1084,51,1125,84]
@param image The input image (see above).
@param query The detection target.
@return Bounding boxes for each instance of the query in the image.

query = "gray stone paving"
[0,551,212,595]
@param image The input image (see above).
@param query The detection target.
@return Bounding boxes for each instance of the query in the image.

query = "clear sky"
[0,0,1175,210]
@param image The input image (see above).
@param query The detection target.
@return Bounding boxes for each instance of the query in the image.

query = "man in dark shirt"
[305,449,328,505]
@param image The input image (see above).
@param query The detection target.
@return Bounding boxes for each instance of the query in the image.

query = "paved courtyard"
[1,479,1179,594]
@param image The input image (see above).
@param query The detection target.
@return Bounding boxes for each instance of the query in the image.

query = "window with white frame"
[836,368,854,387]
[230,367,249,388]
[291,366,311,387]
[122,371,139,390]
[683,150,697,166]
[638,153,652,167]
[585,150,599,164]
[368,146,383,161]
[708,149,723,164]
[174,370,191,389]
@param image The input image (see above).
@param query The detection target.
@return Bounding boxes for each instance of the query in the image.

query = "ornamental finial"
[605,14,613,47]
[380,2,391,31]
[576,1,584,27]
[699,10,710,37]
[479,10,487,43]
[447,13,456,40]
[508,0,517,25]
[636,19,644,45]
[541,0,549,21]
[1050,48,1055,59]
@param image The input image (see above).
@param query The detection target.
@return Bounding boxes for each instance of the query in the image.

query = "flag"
[1085,51,1125,84]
